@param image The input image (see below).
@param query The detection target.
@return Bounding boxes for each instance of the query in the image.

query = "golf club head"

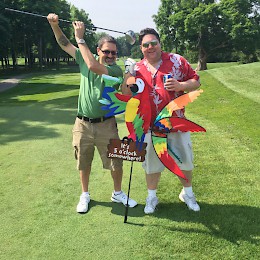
[125,30,136,45]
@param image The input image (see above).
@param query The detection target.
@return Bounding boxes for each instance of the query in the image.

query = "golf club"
[5,8,136,45]
[124,160,134,223]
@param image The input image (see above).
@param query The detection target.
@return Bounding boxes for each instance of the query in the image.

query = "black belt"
[77,115,114,123]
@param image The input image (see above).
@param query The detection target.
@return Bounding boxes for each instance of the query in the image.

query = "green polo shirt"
[75,49,123,118]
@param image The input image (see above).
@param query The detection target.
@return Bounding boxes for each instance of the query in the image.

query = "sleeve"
[107,64,123,78]
[75,48,81,65]
[75,50,100,69]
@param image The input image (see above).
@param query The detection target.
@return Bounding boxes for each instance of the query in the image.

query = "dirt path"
[0,74,31,93]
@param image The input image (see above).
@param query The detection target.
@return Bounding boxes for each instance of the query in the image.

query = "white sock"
[183,186,193,197]
[82,192,89,196]
[148,189,157,198]
[114,190,122,195]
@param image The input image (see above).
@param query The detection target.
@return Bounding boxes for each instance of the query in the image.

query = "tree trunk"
[39,35,43,71]
[5,57,9,67]
[11,45,17,70]
[28,45,33,68]
[56,55,60,70]
[197,47,208,71]
[24,36,28,67]
[1,58,4,69]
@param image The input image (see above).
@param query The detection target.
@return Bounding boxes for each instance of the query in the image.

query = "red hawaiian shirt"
[135,51,200,125]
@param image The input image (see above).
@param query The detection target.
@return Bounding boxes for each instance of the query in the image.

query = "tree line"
[1,0,259,71]
[0,0,99,70]
[154,0,260,70]
[0,0,140,71]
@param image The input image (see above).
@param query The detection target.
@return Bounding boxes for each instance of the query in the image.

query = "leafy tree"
[70,5,96,53]
[184,0,229,70]
[130,44,142,59]
[220,0,260,63]
[1,0,96,69]
[154,0,260,70]
[116,36,132,57]
[44,0,72,68]
[0,2,11,68]
[153,0,179,52]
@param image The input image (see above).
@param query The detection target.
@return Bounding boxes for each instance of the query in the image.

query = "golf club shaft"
[124,161,134,223]
[5,8,71,24]
[94,26,125,35]
[5,8,126,34]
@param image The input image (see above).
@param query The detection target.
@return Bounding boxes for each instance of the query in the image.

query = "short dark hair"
[139,28,160,44]
[98,35,117,49]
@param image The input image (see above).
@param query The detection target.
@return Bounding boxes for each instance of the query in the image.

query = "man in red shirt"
[123,28,201,214]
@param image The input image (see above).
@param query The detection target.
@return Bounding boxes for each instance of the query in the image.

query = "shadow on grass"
[80,199,259,245]
[0,82,79,145]
[152,202,259,245]
[88,199,146,218]
[0,81,79,104]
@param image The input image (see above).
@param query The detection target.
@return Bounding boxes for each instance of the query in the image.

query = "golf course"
[0,61,259,259]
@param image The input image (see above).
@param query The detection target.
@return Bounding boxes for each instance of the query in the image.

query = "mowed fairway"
[0,63,259,259]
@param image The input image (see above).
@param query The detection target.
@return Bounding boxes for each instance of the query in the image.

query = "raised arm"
[72,21,108,75]
[47,13,77,59]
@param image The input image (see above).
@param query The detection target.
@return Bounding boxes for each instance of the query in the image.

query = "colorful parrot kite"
[100,74,206,181]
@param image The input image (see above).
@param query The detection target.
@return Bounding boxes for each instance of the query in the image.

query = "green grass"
[0,62,259,259]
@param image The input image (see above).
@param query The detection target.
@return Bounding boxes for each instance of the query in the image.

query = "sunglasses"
[101,50,118,56]
[142,40,159,48]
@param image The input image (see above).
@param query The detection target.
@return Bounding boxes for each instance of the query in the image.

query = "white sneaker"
[111,191,137,207]
[144,196,159,214]
[76,193,90,213]
[179,189,200,212]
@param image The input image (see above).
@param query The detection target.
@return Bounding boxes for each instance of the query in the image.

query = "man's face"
[140,34,161,63]
[97,42,118,65]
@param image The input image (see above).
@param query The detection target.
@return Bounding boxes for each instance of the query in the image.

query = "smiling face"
[140,34,162,64]
[97,42,118,66]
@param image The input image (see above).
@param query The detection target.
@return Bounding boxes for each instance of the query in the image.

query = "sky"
[68,0,161,37]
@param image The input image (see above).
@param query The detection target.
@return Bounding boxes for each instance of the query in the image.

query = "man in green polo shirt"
[48,13,137,213]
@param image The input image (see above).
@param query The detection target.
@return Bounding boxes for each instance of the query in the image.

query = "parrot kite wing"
[151,90,206,181]
[100,87,131,117]
[100,74,131,117]
[155,117,206,133]
[155,89,203,123]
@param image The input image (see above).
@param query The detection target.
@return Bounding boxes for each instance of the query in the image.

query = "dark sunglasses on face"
[142,40,159,48]
[101,50,118,56]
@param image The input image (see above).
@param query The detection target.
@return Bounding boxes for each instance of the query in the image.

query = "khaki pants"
[72,117,123,171]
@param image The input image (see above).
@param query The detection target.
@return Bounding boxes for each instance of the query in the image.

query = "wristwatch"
[77,39,85,44]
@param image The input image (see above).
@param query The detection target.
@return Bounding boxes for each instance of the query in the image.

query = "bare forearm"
[77,43,107,74]
[51,25,69,49]
[47,13,76,58]
[179,79,200,92]
[49,24,76,58]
